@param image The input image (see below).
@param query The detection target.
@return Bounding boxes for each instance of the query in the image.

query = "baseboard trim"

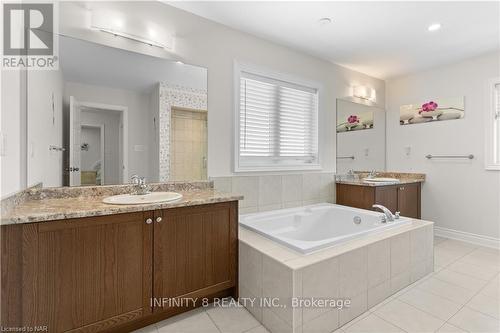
[434,226,500,249]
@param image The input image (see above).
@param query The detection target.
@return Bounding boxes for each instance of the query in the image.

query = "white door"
[69,96,81,186]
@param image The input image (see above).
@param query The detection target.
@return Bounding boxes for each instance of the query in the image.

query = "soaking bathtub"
[240,203,411,254]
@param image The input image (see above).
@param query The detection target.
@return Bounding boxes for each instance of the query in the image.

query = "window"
[235,63,320,171]
[486,78,500,170]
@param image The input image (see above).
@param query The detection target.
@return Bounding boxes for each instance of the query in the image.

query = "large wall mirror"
[27,35,208,187]
[336,98,386,173]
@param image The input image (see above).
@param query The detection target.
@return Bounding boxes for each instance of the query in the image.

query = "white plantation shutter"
[238,71,319,170]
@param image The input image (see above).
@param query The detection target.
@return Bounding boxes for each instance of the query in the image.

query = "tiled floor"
[136,237,500,333]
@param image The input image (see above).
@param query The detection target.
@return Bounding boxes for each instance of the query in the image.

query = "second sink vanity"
[336,172,424,219]
[1,182,242,332]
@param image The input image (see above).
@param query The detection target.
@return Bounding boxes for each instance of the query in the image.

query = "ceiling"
[168,1,500,79]
[59,35,207,92]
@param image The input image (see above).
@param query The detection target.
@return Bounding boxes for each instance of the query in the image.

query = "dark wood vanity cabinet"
[1,202,238,332]
[153,203,238,314]
[336,182,421,219]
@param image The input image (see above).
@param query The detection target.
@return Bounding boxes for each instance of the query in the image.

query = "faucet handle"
[395,211,400,219]
[131,174,139,184]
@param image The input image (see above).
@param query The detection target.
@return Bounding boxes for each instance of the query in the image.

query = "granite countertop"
[335,172,425,187]
[1,188,243,225]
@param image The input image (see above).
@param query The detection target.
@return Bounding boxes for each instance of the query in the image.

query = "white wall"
[1,70,24,196]
[337,99,386,173]
[386,52,500,239]
[27,69,64,188]
[80,110,121,185]
[64,81,152,182]
[59,1,386,177]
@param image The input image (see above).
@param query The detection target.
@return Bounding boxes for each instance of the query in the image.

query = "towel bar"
[425,154,474,159]
[337,156,355,160]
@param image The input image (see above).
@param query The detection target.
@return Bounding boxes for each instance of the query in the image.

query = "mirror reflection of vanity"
[27,35,208,187]
[336,98,386,173]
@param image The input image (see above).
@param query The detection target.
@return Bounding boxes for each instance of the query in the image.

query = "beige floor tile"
[303,308,340,333]
[133,324,159,333]
[343,314,404,333]
[434,247,463,268]
[447,260,500,281]
[449,306,500,333]
[244,325,270,333]
[398,288,462,321]
[156,309,220,333]
[436,323,467,333]
[434,236,448,245]
[433,268,489,292]
[374,299,444,333]
[480,274,500,297]
[207,305,261,333]
[467,292,500,320]
[477,247,500,256]
[416,277,476,304]
[339,311,371,330]
[460,250,500,269]
[436,239,477,254]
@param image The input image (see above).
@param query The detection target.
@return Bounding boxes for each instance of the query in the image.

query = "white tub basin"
[103,192,182,205]
[240,203,411,254]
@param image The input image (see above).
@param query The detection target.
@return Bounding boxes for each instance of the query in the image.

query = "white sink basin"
[363,177,400,183]
[102,192,183,205]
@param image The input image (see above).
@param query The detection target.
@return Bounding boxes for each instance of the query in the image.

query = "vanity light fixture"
[95,28,168,49]
[427,23,441,32]
[90,10,173,50]
[352,85,377,102]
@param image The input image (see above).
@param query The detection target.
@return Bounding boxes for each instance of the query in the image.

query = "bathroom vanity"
[1,183,241,332]
[336,172,424,219]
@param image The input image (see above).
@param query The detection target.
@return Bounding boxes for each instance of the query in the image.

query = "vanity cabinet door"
[152,202,237,314]
[374,186,398,213]
[33,212,152,332]
[336,184,375,210]
[397,183,421,219]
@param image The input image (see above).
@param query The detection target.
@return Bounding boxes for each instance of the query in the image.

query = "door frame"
[80,123,105,184]
[77,101,128,184]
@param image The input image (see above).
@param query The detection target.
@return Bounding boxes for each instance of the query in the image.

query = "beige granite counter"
[335,171,425,187]
[1,183,243,225]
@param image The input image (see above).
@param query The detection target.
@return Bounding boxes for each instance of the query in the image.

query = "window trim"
[485,77,500,171]
[233,61,322,172]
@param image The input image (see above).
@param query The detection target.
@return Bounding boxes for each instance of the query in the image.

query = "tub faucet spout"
[372,204,395,222]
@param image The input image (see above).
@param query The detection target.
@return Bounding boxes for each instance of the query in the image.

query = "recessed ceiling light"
[428,23,441,32]
[318,17,333,27]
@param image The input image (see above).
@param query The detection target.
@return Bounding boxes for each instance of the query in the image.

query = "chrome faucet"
[372,204,399,223]
[367,170,378,179]
[131,175,150,195]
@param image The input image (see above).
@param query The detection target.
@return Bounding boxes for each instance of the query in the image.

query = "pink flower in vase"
[347,115,359,124]
[420,101,438,113]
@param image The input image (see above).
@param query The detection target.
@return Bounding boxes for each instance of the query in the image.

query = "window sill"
[234,164,322,173]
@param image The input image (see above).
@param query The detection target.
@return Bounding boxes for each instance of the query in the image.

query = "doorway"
[68,97,128,186]
[80,125,105,185]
